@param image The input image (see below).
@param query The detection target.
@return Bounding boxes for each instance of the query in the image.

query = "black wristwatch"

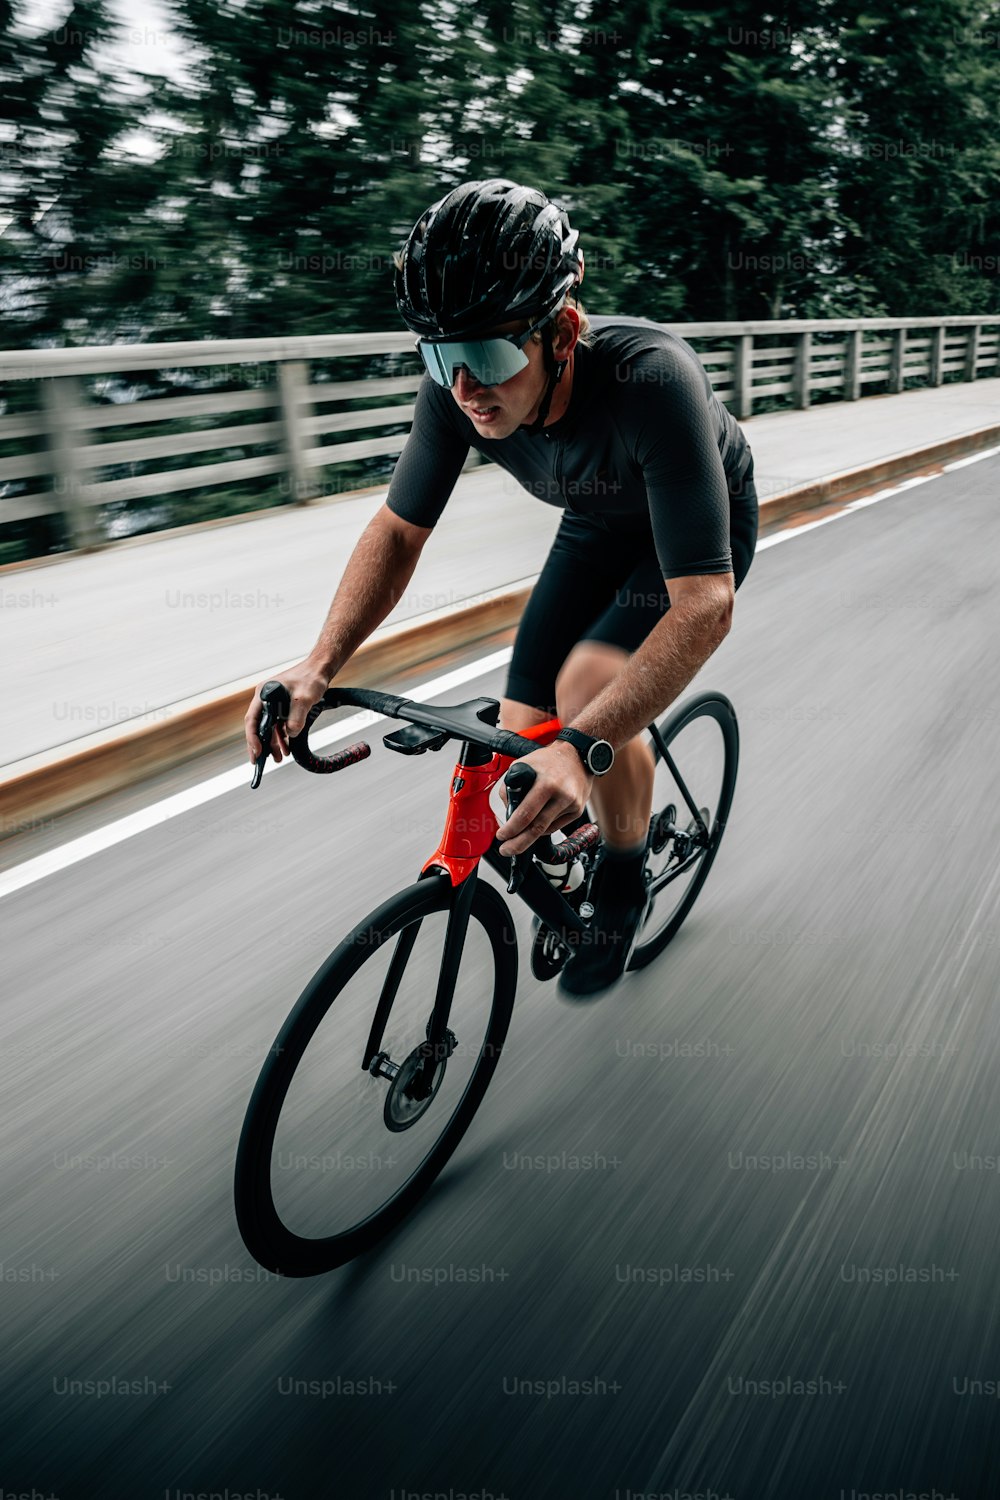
[555,727,615,776]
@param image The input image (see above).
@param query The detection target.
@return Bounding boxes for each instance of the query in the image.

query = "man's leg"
[500,511,658,850]
[553,640,657,996]
[497,698,550,811]
[554,642,655,849]
[499,699,550,736]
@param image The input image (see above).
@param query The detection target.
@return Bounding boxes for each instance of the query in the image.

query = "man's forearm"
[571,597,731,748]
[307,517,422,677]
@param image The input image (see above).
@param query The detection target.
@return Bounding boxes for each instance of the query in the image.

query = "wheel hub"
[383,1046,447,1131]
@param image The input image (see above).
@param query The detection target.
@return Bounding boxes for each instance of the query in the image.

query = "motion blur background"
[5,0,1000,341]
[3,0,1000,558]
[4,4,1000,1498]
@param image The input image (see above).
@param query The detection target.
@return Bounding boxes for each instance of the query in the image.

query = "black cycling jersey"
[386,315,755,580]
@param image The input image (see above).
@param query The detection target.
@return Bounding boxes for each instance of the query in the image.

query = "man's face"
[449,311,578,438]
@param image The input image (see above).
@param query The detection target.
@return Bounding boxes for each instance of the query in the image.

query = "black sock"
[602,840,646,863]
[597,842,647,903]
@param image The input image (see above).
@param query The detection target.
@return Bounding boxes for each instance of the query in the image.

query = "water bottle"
[534,823,600,903]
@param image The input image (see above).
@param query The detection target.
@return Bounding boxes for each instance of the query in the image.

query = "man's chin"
[478,416,519,439]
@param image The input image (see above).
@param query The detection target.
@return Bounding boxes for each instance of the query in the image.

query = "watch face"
[588,740,614,775]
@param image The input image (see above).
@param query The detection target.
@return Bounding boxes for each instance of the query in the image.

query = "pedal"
[530,922,571,982]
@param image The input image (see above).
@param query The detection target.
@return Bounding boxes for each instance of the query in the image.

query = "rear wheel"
[629,692,739,970]
[235,873,517,1276]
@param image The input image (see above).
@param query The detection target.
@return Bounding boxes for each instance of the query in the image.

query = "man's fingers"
[498,793,569,856]
[497,784,546,841]
[245,696,263,761]
[246,677,323,766]
[498,810,559,857]
[286,691,320,739]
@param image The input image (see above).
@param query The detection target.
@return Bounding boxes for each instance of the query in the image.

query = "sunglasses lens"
[417,338,529,389]
[417,343,453,387]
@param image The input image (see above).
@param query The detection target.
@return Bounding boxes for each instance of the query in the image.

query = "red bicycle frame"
[421,718,563,885]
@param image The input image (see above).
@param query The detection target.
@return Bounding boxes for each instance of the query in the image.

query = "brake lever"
[250,679,291,790]
[501,761,538,895]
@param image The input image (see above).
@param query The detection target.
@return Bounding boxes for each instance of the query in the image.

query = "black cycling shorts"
[505,457,758,715]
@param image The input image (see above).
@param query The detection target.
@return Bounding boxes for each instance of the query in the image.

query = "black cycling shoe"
[558,851,649,998]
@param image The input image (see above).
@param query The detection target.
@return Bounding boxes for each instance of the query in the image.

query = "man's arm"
[247,371,470,764]
[573,341,737,743]
[569,572,735,748]
[306,503,432,678]
[494,572,734,856]
[245,503,431,761]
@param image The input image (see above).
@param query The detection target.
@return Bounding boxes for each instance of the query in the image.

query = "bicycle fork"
[364,870,477,1102]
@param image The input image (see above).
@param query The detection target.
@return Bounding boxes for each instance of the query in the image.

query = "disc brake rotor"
[384,1046,448,1132]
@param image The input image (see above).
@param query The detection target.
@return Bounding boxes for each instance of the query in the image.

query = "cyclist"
[246,178,757,996]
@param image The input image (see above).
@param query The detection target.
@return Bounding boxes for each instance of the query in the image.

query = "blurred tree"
[617,0,848,320]
[152,0,457,335]
[831,0,1000,315]
[2,0,1000,345]
[0,0,159,342]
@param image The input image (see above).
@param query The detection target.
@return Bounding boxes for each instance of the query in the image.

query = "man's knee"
[500,697,550,734]
[555,642,629,723]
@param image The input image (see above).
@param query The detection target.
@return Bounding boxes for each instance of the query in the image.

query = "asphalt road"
[2,456,999,1499]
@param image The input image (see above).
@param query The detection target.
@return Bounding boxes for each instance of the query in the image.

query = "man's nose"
[454,365,485,401]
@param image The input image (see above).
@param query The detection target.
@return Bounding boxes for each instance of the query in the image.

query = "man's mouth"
[468,403,501,422]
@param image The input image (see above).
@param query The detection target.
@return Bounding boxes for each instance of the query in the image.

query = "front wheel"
[235,873,517,1276]
[629,691,739,970]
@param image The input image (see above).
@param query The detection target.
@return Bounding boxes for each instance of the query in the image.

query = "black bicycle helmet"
[394,179,583,339]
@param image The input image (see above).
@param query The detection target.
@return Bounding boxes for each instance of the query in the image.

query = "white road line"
[942,444,1000,471]
[756,470,943,551]
[3,445,997,899]
[0,647,513,900]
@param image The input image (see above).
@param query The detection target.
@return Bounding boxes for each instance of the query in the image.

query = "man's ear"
[552,305,581,361]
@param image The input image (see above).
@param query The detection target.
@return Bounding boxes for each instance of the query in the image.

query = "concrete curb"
[1,583,532,835]
[757,421,1000,523]
[4,422,998,835]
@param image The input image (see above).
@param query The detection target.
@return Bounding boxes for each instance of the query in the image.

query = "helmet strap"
[521,324,567,436]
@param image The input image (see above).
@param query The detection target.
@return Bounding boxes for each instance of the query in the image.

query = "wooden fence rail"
[1,315,997,551]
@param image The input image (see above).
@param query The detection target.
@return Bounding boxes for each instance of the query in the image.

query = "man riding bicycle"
[246,178,758,996]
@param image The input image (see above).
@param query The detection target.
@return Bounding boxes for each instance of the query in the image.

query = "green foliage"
[1,0,999,339]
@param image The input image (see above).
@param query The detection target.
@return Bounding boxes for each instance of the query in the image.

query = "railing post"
[732,333,753,420]
[277,359,315,504]
[792,331,812,409]
[929,324,945,387]
[889,327,906,393]
[964,322,981,382]
[843,328,861,401]
[40,375,101,551]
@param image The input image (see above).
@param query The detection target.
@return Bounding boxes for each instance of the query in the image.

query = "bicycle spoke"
[630,694,738,968]
[362,920,423,1070]
[234,877,516,1271]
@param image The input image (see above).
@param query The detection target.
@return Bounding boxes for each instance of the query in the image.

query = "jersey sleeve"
[624,346,734,579]
[385,375,471,529]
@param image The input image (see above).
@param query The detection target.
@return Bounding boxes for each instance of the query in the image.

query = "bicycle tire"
[629,692,739,971]
[234,873,517,1276]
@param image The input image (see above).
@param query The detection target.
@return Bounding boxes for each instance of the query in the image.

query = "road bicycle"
[234,679,738,1275]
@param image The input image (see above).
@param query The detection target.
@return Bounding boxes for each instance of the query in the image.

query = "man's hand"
[496,741,593,857]
[245,658,333,765]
